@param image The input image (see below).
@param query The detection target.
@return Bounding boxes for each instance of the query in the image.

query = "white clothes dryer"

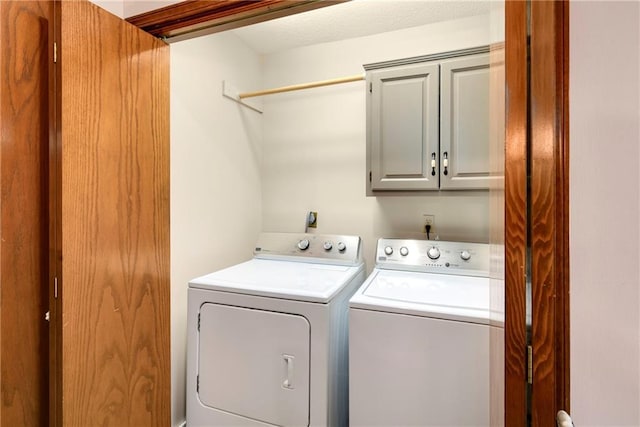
[187,232,365,427]
[349,238,491,427]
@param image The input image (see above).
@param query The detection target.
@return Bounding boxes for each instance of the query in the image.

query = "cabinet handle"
[283,354,295,389]
[431,152,437,176]
[443,151,449,176]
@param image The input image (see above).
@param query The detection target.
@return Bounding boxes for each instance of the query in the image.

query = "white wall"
[260,14,492,270]
[570,2,640,425]
[88,0,124,17]
[170,32,263,426]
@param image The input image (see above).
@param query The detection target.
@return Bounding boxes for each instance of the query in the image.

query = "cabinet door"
[368,63,439,191]
[440,54,491,190]
[198,303,311,427]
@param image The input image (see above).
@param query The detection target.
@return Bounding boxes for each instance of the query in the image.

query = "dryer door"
[198,303,311,426]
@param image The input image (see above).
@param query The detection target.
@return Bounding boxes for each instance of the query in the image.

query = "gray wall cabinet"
[365,47,490,194]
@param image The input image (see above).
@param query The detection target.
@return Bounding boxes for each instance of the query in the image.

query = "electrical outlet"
[423,214,435,228]
[307,211,318,228]
[424,216,435,227]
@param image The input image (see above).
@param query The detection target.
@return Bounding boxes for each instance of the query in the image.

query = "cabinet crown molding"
[363,45,490,71]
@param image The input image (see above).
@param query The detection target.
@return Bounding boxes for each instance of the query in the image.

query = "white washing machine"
[187,232,365,427]
[349,238,491,427]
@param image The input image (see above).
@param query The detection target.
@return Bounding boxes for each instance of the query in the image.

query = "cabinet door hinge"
[53,42,57,63]
[196,375,200,393]
[54,276,58,299]
[197,313,201,331]
[369,82,372,93]
[527,345,533,384]
[369,171,372,182]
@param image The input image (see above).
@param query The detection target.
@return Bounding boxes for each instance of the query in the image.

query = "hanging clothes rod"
[239,74,365,99]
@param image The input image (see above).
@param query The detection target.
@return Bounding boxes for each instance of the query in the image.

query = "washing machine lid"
[349,269,490,324]
[189,258,364,303]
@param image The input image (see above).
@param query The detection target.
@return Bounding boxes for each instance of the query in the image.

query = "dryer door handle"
[282,354,295,389]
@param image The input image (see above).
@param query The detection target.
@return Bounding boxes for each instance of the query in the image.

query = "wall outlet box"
[307,211,318,228]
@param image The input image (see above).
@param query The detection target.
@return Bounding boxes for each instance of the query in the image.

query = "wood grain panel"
[530,1,570,424]
[0,1,52,426]
[126,0,345,42]
[60,1,170,425]
[503,1,528,425]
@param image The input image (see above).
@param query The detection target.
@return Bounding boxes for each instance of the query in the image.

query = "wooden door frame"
[126,1,571,425]
[125,0,346,41]
[530,1,570,424]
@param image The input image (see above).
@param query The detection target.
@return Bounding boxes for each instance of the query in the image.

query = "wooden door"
[0,1,53,426]
[54,1,170,425]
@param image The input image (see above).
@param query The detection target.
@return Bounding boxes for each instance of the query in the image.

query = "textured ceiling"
[231,0,492,54]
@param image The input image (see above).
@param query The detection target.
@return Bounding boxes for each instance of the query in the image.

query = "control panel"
[376,238,489,277]
[254,232,362,266]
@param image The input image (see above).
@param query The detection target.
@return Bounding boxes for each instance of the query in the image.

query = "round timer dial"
[427,246,441,260]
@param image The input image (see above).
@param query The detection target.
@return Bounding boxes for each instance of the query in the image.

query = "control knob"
[384,246,393,256]
[337,242,346,252]
[460,250,471,261]
[323,241,333,251]
[297,239,310,251]
[399,246,409,256]
[427,246,441,260]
